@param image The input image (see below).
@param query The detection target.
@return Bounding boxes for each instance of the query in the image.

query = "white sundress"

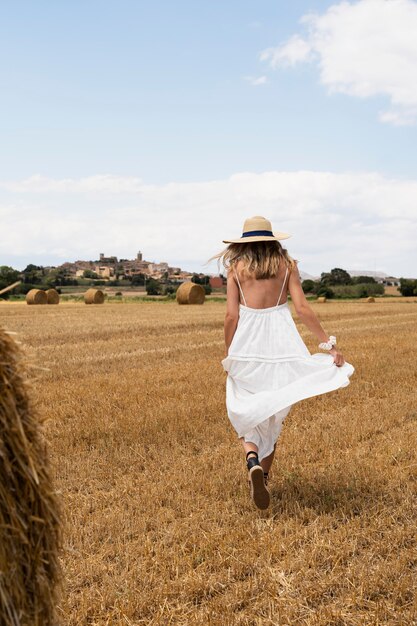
[221,266,355,462]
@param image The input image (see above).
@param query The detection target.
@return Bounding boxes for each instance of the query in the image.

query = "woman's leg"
[241,437,276,471]
[240,438,270,509]
[260,443,276,474]
[239,437,258,458]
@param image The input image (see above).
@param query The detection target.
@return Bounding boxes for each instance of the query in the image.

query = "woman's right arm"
[288,263,345,367]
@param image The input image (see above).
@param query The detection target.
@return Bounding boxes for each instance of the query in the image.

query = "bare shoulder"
[287,259,308,312]
[289,260,301,280]
[226,263,238,282]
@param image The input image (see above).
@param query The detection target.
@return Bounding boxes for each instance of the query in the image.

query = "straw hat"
[223,216,291,244]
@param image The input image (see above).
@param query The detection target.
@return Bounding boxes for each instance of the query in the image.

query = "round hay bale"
[176,282,206,305]
[26,289,47,305]
[366,296,375,303]
[46,288,60,304]
[0,328,61,624]
[317,296,327,303]
[84,288,105,304]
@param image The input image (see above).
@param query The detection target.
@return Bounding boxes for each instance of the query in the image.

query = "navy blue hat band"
[241,230,274,237]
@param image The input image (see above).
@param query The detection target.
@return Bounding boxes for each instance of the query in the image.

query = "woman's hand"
[329,346,345,367]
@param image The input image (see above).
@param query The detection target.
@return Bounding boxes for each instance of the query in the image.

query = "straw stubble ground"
[1,299,416,625]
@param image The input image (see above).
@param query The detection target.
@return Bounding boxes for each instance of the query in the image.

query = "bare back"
[234,260,290,309]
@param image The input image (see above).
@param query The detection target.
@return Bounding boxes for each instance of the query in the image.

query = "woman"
[217,216,355,510]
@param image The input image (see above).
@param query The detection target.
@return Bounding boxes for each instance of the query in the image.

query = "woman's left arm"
[224,269,240,356]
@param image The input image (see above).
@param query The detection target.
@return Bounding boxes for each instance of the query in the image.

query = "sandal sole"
[249,466,270,510]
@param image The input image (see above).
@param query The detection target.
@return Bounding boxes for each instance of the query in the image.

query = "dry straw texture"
[317,296,327,303]
[26,289,47,305]
[84,288,105,305]
[1,299,416,625]
[0,328,61,625]
[176,281,205,304]
[366,297,375,303]
[46,289,60,305]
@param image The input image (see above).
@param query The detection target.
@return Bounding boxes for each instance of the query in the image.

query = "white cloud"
[244,75,267,86]
[378,108,417,126]
[0,171,416,276]
[0,174,145,194]
[260,0,417,125]
[260,35,312,68]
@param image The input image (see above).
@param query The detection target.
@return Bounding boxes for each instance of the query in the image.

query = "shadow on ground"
[268,469,389,519]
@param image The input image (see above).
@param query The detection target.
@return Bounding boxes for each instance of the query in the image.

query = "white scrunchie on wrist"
[319,335,337,350]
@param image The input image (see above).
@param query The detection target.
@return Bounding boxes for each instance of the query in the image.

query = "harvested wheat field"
[1,299,416,625]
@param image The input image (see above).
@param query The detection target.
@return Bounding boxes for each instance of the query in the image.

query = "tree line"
[1,264,415,300]
[301,267,413,299]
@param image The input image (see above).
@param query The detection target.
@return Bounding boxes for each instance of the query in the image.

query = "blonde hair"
[209,241,298,280]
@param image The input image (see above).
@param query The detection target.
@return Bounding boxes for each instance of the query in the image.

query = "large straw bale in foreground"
[84,288,105,305]
[366,296,375,303]
[0,329,61,625]
[46,289,60,305]
[176,282,205,305]
[317,296,327,303]
[26,289,47,305]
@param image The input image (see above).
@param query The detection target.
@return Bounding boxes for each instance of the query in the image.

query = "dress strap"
[234,269,247,306]
[276,267,289,306]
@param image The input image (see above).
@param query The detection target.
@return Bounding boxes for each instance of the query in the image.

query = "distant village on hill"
[0,251,224,297]
[59,251,193,281]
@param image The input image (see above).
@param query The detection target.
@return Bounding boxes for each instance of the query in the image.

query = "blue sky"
[1,0,417,276]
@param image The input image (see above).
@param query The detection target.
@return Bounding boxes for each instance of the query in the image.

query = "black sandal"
[246,450,261,470]
[246,451,270,510]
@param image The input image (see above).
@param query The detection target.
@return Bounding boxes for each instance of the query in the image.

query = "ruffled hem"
[223,353,355,437]
[242,409,291,462]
